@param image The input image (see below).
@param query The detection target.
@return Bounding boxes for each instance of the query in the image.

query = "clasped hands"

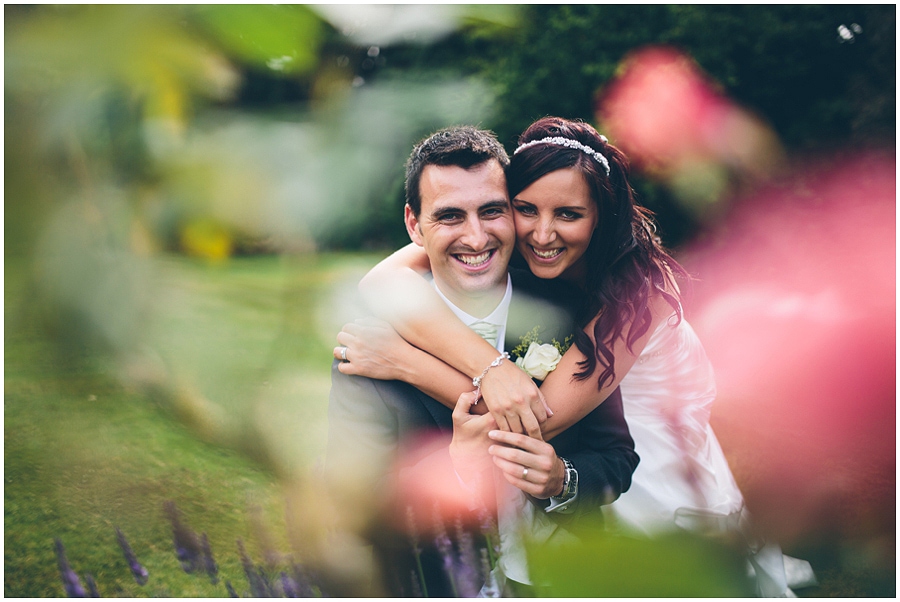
[334,318,552,439]
[334,317,563,497]
[475,358,554,438]
[450,391,565,500]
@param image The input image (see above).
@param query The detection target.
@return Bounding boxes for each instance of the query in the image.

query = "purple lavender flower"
[476,506,500,567]
[225,580,239,598]
[249,506,282,569]
[54,538,87,598]
[237,538,271,597]
[289,563,317,598]
[164,501,203,573]
[115,527,148,585]
[454,518,481,598]
[405,505,428,598]
[408,569,423,598]
[84,573,100,597]
[279,572,299,598]
[432,506,458,598]
[200,533,219,584]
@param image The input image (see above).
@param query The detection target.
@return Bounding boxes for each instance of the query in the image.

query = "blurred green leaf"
[6,5,239,130]
[459,4,521,36]
[191,5,323,75]
[528,526,753,597]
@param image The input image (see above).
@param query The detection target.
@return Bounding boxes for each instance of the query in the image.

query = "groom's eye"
[435,211,463,224]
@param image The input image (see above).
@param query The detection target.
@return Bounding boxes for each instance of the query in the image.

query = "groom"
[326,126,638,596]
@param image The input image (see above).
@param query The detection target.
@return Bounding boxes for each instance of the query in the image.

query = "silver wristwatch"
[555,457,578,502]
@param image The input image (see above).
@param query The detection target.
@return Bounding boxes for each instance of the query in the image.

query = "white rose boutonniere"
[510,326,572,382]
[515,342,562,382]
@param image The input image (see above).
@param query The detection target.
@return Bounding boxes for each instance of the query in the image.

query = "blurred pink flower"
[388,432,496,536]
[598,46,780,179]
[685,153,895,545]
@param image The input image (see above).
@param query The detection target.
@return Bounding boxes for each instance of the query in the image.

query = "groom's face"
[405,159,514,305]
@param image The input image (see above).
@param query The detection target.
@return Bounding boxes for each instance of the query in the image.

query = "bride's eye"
[513,203,537,216]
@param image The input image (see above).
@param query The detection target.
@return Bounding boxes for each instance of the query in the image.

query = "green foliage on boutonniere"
[510,326,573,361]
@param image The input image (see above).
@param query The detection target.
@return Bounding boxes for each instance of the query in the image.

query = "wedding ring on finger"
[339,346,348,362]
[522,467,529,480]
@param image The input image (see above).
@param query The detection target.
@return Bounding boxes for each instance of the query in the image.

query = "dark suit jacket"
[325,271,638,596]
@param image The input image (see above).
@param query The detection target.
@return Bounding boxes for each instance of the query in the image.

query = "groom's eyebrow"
[429,205,465,221]
[429,199,509,221]
[480,199,510,212]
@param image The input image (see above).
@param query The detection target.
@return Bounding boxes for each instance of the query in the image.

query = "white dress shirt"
[432,275,512,353]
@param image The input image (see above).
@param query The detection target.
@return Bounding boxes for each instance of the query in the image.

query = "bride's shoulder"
[649,271,683,322]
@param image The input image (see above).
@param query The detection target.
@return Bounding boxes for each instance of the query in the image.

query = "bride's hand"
[334,317,412,380]
[479,360,553,438]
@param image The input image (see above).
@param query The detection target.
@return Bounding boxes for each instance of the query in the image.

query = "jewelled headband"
[513,135,610,176]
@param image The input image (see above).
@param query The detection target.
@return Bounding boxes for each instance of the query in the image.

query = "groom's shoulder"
[509,268,580,311]
[509,267,547,296]
[507,269,579,344]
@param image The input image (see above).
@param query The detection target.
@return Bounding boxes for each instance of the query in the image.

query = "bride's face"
[511,167,599,281]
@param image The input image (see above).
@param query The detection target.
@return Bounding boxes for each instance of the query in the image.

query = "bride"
[337,117,814,596]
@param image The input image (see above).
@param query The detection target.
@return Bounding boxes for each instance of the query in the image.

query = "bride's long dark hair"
[507,117,688,389]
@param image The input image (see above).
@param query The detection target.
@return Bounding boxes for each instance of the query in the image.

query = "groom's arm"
[555,386,638,516]
[325,361,401,508]
[521,385,637,523]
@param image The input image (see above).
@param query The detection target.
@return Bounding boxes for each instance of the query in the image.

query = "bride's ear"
[404,204,425,246]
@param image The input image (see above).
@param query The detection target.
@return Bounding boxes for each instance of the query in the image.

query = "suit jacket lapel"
[504,276,576,355]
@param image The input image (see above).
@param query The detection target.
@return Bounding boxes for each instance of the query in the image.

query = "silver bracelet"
[472,352,509,402]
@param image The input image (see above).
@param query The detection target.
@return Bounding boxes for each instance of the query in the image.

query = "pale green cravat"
[470,321,500,348]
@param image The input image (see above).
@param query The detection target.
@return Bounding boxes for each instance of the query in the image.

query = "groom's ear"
[404,204,425,247]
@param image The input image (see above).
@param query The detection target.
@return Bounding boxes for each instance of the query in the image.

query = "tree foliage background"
[352,4,894,249]
[7,5,893,256]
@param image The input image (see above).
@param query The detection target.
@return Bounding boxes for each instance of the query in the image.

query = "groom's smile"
[453,248,495,268]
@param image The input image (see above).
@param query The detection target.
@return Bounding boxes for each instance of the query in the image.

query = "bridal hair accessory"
[514,136,610,176]
[472,352,510,403]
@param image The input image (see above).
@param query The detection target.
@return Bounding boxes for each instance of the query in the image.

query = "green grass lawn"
[5,252,382,597]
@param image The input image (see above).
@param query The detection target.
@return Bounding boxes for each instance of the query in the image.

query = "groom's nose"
[458,216,490,250]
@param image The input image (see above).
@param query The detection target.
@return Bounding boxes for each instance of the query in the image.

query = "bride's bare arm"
[335,317,480,411]
[536,291,674,440]
[358,244,550,436]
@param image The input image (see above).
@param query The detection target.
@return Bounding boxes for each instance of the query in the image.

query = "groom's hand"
[487,430,565,500]
[449,391,497,489]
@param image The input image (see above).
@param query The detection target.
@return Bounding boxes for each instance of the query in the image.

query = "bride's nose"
[531,217,556,246]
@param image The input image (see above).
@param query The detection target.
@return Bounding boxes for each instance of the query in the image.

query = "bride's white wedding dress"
[606,313,816,597]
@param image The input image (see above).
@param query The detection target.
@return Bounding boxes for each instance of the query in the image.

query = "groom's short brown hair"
[404,126,509,216]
